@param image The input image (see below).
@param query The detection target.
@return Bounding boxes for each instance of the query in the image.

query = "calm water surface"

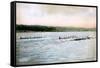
[16,32,96,65]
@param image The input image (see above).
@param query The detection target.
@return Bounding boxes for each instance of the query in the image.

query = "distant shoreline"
[16,31,96,33]
[16,25,96,32]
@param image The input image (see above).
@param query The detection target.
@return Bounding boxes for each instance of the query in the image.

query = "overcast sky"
[16,3,96,28]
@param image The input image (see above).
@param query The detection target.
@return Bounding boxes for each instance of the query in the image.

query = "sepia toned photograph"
[15,2,97,66]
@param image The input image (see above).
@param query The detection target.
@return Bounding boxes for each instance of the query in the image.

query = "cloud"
[16,3,96,28]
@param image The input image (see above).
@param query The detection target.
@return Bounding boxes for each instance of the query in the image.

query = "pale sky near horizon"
[16,3,96,28]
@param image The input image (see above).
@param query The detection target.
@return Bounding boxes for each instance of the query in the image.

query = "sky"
[16,3,96,28]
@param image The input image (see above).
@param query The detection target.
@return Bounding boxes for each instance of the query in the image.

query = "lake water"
[16,32,96,65]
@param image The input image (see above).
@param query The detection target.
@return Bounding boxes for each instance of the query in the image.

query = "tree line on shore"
[16,25,96,32]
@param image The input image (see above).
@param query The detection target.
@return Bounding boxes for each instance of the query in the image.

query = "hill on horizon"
[16,25,96,32]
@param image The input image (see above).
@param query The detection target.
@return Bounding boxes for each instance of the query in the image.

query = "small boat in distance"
[20,36,43,39]
[59,36,77,39]
[58,36,93,41]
